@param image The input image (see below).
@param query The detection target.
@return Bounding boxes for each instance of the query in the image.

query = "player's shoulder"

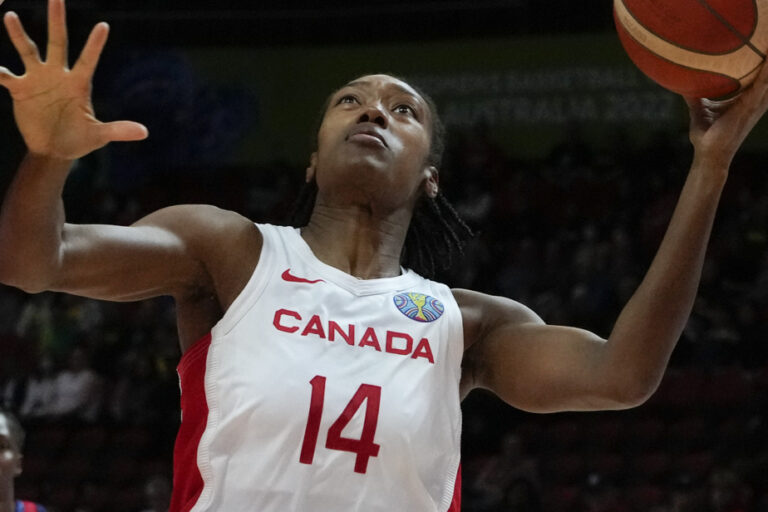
[452,288,541,323]
[452,288,543,349]
[132,205,263,291]
[133,204,261,248]
[135,203,252,230]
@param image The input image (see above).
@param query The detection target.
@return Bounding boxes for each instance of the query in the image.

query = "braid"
[402,191,473,278]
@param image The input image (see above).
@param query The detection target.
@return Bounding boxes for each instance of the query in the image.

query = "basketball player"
[1,1,768,511]
[0,410,47,512]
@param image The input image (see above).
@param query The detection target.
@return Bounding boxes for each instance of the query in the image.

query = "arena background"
[1,1,768,510]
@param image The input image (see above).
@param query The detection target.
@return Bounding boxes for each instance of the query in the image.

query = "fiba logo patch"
[393,293,445,323]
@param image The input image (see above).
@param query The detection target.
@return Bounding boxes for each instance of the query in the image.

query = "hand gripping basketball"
[0,0,147,160]
[685,61,768,172]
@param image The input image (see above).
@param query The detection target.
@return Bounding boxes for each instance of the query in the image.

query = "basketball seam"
[738,66,762,81]
[616,19,742,97]
[620,0,756,56]
[697,0,765,58]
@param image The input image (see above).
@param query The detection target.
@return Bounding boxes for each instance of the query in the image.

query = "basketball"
[614,0,768,99]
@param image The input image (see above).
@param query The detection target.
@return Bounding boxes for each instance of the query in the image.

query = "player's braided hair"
[290,78,473,279]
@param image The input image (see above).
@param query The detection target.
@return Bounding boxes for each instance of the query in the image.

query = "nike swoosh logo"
[281,269,324,284]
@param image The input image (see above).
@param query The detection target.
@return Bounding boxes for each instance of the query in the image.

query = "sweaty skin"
[2,0,768,415]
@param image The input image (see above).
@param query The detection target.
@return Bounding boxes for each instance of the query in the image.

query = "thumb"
[100,120,149,143]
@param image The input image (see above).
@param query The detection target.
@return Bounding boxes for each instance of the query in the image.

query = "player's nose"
[357,104,388,129]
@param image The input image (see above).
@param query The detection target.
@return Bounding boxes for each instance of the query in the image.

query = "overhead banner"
[92,32,766,171]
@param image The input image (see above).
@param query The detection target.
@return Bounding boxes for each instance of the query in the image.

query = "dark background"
[2,2,768,511]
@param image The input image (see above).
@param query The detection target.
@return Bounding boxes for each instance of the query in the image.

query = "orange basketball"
[614,0,768,99]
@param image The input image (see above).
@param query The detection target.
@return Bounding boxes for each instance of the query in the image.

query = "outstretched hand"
[0,0,147,160]
[685,62,768,172]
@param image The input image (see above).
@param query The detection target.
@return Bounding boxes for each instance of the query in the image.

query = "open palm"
[0,0,147,160]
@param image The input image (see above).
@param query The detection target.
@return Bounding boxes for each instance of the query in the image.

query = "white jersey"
[171,223,464,512]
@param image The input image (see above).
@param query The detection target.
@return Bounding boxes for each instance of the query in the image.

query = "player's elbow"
[612,384,655,409]
[603,374,660,410]
[0,258,54,294]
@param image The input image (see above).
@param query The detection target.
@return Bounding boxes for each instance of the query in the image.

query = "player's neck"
[0,483,13,512]
[301,203,409,279]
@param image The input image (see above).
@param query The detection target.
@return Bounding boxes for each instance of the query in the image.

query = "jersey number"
[299,375,381,474]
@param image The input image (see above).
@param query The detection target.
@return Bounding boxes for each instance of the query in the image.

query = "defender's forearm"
[0,152,74,292]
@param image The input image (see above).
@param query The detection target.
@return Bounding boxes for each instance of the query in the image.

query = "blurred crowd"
[1,121,768,510]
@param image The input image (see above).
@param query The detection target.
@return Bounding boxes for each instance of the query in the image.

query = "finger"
[3,12,43,68]
[683,96,708,121]
[0,66,20,91]
[72,22,108,77]
[99,121,149,143]
[46,0,69,67]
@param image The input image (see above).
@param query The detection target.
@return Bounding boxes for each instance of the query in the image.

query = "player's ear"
[306,152,318,183]
[423,165,439,198]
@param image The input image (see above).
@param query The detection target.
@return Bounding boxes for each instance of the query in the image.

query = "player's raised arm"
[0,0,260,311]
[458,63,768,414]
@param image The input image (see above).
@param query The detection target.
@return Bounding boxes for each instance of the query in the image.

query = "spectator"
[469,432,539,510]
[0,409,48,511]
[708,468,751,512]
[668,475,706,512]
[140,475,171,512]
[0,364,25,415]
[18,355,56,420]
[110,353,160,425]
[498,477,542,512]
[49,346,102,422]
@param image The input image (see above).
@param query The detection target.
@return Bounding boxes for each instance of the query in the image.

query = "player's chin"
[336,147,394,171]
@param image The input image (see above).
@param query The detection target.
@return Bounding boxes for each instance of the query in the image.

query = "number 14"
[299,375,382,474]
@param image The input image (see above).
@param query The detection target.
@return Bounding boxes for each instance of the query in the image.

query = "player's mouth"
[346,125,388,148]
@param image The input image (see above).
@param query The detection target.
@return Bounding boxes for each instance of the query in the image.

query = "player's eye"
[394,104,417,117]
[337,95,359,105]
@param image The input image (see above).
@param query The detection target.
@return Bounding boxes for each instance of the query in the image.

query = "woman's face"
[312,74,437,214]
[0,415,21,484]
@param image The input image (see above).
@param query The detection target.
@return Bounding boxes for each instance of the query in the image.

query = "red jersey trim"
[170,332,213,512]
[448,463,461,512]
